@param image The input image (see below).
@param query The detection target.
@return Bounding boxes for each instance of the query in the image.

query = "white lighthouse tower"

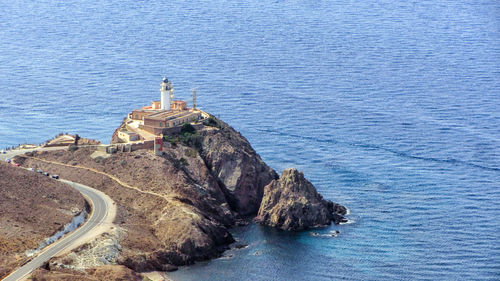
[160,77,174,110]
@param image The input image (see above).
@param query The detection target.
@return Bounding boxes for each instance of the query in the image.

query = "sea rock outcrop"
[256,168,346,231]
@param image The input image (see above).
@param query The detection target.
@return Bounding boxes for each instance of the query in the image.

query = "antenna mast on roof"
[191,88,197,110]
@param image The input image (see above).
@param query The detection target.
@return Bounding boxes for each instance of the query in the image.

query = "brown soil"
[8,116,336,279]
[15,144,235,272]
[0,162,86,279]
[31,265,142,281]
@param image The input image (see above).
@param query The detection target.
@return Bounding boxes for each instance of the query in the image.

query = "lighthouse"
[160,77,174,110]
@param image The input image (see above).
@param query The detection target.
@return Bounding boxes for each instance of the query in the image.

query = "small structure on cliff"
[118,77,209,143]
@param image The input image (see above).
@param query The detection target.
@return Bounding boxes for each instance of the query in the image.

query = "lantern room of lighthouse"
[160,77,174,110]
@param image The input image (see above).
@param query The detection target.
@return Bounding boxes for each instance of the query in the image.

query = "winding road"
[1,148,114,281]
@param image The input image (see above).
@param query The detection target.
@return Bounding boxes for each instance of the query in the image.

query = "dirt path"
[27,156,200,219]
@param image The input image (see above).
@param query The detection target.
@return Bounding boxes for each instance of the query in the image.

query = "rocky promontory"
[11,114,346,279]
[256,168,347,231]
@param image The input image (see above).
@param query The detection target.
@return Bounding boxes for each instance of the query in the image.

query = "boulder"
[256,168,346,231]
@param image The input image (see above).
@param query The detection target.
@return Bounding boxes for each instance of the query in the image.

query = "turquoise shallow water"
[1,0,499,280]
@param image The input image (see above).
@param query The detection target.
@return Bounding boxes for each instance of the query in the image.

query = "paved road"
[2,180,109,281]
[1,147,111,281]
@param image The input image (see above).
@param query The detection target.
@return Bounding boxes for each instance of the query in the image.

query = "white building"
[160,77,174,110]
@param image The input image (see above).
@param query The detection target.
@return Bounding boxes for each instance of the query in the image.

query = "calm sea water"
[1,0,499,280]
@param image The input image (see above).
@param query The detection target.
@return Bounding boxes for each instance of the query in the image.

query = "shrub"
[179,157,188,166]
[181,123,196,134]
[203,117,219,127]
[163,135,178,145]
[184,148,197,158]
[179,133,203,151]
[68,145,78,152]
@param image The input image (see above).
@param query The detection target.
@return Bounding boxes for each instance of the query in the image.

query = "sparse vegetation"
[163,134,178,146]
[203,117,219,128]
[184,148,197,158]
[180,133,203,151]
[163,123,203,152]
[173,157,189,169]
[68,145,78,152]
[179,157,188,166]
[181,123,196,134]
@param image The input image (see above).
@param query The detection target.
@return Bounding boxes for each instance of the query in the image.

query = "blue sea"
[1,0,499,280]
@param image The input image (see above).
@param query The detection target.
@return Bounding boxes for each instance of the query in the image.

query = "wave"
[255,128,500,172]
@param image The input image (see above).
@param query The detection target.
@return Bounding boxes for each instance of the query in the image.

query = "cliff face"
[110,118,126,144]
[111,115,279,216]
[17,145,235,273]
[256,168,346,231]
[198,118,278,216]
[15,116,278,275]
[12,114,346,279]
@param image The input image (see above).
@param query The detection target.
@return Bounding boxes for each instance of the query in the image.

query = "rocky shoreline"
[11,115,347,279]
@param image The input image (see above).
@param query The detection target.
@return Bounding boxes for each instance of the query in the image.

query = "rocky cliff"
[11,114,346,279]
[14,116,278,276]
[256,168,346,231]
[198,118,278,216]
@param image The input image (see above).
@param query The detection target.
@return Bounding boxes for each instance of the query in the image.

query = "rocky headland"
[12,115,346,279]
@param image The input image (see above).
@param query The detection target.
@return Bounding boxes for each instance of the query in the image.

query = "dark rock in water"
[233,243,248,249]
[310,230,340,238]
[255,168,346,231]
[235,219,250,226]
[162,264,178,272]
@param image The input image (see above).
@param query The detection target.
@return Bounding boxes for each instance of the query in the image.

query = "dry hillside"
[0,162,86,279]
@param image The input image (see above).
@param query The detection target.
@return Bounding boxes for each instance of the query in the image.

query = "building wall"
[152,101,161,110]
[144,112,202,128]
[130,110,153,121]
[118,131,139,142]
[130,140,154,151]
[171,100,187,111]
[143,118,165,128]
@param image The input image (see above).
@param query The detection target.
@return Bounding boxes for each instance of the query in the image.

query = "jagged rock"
[198,118,278,215]
[256,168,346,231]
[17,113,347,279]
